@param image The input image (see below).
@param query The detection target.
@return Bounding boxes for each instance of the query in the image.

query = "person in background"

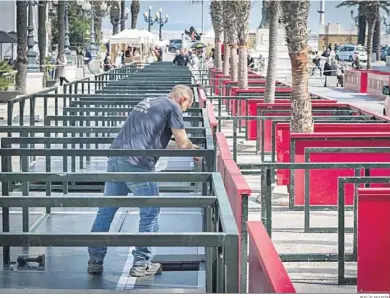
[352,55,362,69]
[103,56,114,72]
[57,55,69,86]
[311,52,322,76]
[157,46,163,62]
[322,49,330,58]
[115,52,123,68]
[247,53,255,69]
[323,57,332,87]
[173,48,189,66]
[125,46,132,58]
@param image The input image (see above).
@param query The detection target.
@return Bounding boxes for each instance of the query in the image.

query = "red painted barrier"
[230,87,294,116]
[247,102,347,141]
[198,88,207,109]
[367,71,390,99]
[215,74,229,96]
[296,151,390,206]
[344,69,381,93]
[357,188,390,293]
[209,68,221,93]
[215,132,233,181]
[207,103,218,134]
[276,124,390,186]
[287,132,390,207]
[247,221,296,293]
[223,159,251,284]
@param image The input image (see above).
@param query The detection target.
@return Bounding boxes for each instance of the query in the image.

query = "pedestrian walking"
[87,85,199,277]
[57,55,69,86]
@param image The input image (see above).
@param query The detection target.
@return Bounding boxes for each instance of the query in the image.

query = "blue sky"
[102,1,361,34]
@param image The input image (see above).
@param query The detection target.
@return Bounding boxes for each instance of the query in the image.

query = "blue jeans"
[88,157,160,266]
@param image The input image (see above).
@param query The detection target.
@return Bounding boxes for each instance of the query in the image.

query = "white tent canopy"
[109,29,142,45]
[109,29,158,45]
[138,29,158,44]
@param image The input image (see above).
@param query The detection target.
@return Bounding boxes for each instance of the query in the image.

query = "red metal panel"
[206,103,218,133]
[198,88,207,109]
[276,126,390,186]
[357,188,390,293]
[294,152,390,206]
[223,159,251,285]
[247,221,296,293]
[248,101,343,141]
[215,132,233,181]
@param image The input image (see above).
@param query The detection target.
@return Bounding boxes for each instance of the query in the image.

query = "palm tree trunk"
[281,0,313,133]
[223,32,230,76]
[358,5,366,46]
[57,1,65,60]
[373,5,381,61]
[231,44,238,81]
[235,0,251,89]
[15,0,28,94]
[238,46,247,88]
[215,34,222,69]
[38,0,47,87]
[110,1,120,35]
[366,20,375,69]
[210,0,223,70]
[264,1,279,103]
[130,0,140,29]
[120,0,125,31]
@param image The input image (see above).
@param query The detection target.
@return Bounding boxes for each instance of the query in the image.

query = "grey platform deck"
[1,133,205,291]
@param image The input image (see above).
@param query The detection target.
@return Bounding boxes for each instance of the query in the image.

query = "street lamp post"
[143,6,155,32]
[155,8,168,41]
[77,0,110,60]
[27,0,39,72]
[64,0,72,65]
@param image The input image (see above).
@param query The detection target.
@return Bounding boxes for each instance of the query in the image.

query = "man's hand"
[192,144,201,161]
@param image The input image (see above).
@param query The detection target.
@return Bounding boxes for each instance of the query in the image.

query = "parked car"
[335,44,367,62]
[169,40,182,52]
[381,46,390,61]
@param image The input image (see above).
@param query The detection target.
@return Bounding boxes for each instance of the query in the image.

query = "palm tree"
[15,0,28,94]
[130,0,140,29]
[224,1,238,81]
[264,0,279,103]
[222,1,230,76]
[373,4,381,61]
[38,0,47,87]
[234,0,251,89]
[110,0,120,35]
[364,1,380,69]
[281,0,313,133]
[120,0,125,31]
[210,0,223,70]
[57,0,65,79]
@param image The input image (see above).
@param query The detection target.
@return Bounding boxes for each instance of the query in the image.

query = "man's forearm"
[167,140,178,149]
[167,139,193,149]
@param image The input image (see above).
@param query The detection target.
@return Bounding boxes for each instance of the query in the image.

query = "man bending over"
[87,85,198,277]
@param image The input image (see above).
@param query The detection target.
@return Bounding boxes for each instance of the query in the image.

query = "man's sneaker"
[129,262,162,277]
[87,259,103,275]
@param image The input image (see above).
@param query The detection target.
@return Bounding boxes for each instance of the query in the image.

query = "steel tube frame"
[0,172,239,293]
[238,163,390,278]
